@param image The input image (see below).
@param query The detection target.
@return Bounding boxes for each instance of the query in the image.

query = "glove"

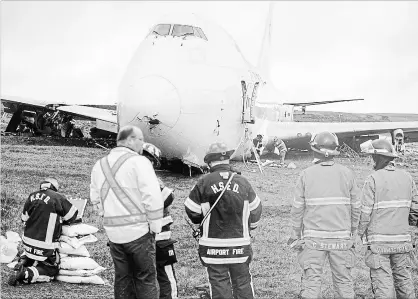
[287,237,304,250]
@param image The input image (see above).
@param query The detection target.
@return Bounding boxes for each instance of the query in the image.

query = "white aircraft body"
[2,3,418,168]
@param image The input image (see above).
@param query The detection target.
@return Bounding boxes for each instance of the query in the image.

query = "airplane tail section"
[257,2,275,83]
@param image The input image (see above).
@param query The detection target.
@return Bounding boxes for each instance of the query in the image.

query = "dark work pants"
[206,261,254,299]
[156,263,178,299]
[109,233,159,299]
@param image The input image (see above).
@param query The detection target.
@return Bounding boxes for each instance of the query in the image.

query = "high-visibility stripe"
[103,213,147,227]
[21,212,29,222]
[243,200,249,238]
[22,236,59,250]
[156,231,172,241]
[205,268,213,298]
[161,187,173,201]
[303,229,351,239]
[164,265,178,299]
[351,201,361,208]
[411,202,418,209]
[63,206,78,221]
[25,251,47,261]
[100,153,136,205]
[249,265,255,297]
[184,197,201,214]
[146,207,164,220]
[161,216,174,227]
[249,196,261,211]
[368,234,411,242]
[373,200,411,209]
[305,197,350,206]
[45,213,57,244]
[202,213,211,239]
[250,220,259,229]
[199,237,251,247]
[361,205,373,214]
[201,202,210,216]
[28,266,40,283]
[292,199,304,209]
[100,155,145,214]
[201,256,249,264]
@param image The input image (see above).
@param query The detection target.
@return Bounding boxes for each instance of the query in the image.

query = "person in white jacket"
[90,125,164,299]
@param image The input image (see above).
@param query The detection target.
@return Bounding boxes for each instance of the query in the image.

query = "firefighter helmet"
[204,142,235,164]
[309,131,340,157]
[361,138,398,158]
[142,142,162,168]
[40,177,59,191]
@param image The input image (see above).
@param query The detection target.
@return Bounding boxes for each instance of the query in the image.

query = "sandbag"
[77,234,98,245]
[58,243,90,257]
[59,266,106,277]
[0,237,18,263]
[59,236,82,249]
[62,224,99,237]
[60,256,100,270]
[56,275,105,285]
[59,234,97,249]
[6,231,21,243]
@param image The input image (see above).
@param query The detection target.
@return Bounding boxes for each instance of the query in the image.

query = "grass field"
[1,139,418,299]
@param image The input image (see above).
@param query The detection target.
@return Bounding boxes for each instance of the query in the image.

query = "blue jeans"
[109,232,159,299]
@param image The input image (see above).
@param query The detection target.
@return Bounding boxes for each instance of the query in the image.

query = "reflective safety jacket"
[21,189,78,261]
[156,186,175,242]
[185,164,262,265]
[90,146,164,244]
[358,164,418,244]
[290,160,361,244]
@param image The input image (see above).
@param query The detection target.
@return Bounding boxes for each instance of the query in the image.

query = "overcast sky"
[2,1,418,113]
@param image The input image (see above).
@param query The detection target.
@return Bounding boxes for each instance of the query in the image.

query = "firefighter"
[359,138,418,299]
[8,178,78,286]
[288,131,361,299]
[156,178,178,299]
[142,141,179,299]
[184,142,262,299]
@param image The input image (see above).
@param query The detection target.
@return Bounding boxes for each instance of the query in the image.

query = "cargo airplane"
[2,3,418,170]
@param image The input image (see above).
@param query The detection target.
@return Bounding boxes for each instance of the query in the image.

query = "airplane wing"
[283,99,364,107]
[1,96,118,134]
[262,121,418,150]
[1,96,62,113]
[57,105,118,133]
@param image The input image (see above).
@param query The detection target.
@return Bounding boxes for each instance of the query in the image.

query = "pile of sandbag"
[1,231,21,264]
[56,223,107,285]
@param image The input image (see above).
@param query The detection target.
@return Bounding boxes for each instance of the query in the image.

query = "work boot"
[195,283,210,299]
[8,265,26,286]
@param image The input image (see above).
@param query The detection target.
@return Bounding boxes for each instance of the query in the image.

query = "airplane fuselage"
[117,16,263,166]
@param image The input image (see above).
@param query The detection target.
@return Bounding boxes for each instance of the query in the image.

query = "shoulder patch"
[219,172,229,179]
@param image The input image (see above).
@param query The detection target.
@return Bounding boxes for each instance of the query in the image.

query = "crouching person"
[185,142,262,299]
[156,179,178,299]
[8,178,78,286]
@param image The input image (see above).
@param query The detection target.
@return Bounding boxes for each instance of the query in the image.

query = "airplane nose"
[121,75,181,137]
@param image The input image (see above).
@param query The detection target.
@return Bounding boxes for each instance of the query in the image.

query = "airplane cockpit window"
[195,27,208,41]
[172,24,208,41]
[150,24,171,37]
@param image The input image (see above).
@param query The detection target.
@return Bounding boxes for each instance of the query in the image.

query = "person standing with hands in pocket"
[90,125,164,299]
